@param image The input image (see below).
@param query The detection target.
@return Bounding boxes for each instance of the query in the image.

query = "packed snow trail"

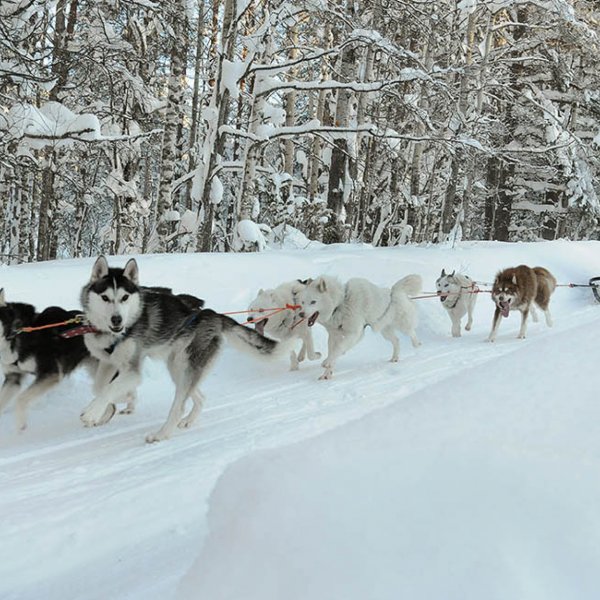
[0,241,599,599]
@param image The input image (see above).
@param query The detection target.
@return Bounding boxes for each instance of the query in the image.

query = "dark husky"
[79,256,279,443]
[0,290,93,430]
[488,265,557,342]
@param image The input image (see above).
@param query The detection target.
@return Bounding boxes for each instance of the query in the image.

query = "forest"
[1,0,599,262]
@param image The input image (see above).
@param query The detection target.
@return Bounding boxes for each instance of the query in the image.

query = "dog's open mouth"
[308,311,319,327]
[110,325,124,333]
[253,318,267,335]
[438,292,446,303]
[498,301,511,318]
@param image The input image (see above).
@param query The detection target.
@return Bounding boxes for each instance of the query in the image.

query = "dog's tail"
[373,274,422,332]
[220,314,279,357]
[391,274,422,298]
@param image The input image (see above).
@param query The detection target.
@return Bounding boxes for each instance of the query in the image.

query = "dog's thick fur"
[436,270,478,337]
[247,280,320,370]
[0,291,93,430]
[488,265,557,342]
[80,257,279,443]
[296,274,422,379]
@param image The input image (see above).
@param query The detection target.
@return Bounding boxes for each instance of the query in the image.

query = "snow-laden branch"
[257,70,432,98]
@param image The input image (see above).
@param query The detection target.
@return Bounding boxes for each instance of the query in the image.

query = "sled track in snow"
[2,303,600,600]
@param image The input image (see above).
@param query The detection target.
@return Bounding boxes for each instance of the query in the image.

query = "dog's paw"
[318,368,333,380]
[465,323,472,331]
[309,352,322,360]
[145,430,170,444]
[119,406,135,415]
[389,357,400,363]
[517,334,526,340]
[81,403,116,427]
[177,417,194,430]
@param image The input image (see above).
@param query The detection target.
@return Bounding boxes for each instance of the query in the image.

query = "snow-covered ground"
[1,240,600,599]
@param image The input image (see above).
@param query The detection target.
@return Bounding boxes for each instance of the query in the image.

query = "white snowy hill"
[1,240,600,600]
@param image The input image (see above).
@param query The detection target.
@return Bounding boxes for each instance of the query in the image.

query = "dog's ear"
[123,258,139,284]
[297,279,309,286]
[258,288,264,294]
[450,270,455,278]
[0,288,5,307]
[511,274,517,285]
[441,268,446,277]
[317,277,327,293]
[91,256,109,282]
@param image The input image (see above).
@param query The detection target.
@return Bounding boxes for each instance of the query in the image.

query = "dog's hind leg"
[14,374,60,431]
[530,305,539,323]
[0,372,22,416]
[381,326,400,362]
[543,308,553,327]
[146,382,192,443]
[178,389,205,430]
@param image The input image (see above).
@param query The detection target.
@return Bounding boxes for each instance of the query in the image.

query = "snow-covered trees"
[1,0,599,261]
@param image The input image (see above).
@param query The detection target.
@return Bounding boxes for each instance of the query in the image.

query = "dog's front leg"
[517,309,529,339]
[289,350,300,371]
[488,307,502,342]
[0,372,22,417]
[450,314,462,338]
[81,366,140,427]
[303,330,321,361]
[320,329,362,380]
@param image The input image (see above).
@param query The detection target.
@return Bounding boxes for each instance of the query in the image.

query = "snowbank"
[179,319,600,600]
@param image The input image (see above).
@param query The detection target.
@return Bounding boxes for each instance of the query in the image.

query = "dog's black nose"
[111,315,123,326]
[299,311,305,318]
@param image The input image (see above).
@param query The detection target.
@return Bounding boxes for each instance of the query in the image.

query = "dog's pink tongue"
[500,302,510,318]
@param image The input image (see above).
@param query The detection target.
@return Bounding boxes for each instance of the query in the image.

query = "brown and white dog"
[488,265,557,342]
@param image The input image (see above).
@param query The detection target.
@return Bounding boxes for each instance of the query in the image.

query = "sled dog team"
[0,258,557,442]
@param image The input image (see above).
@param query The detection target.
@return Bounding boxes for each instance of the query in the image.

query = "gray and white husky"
[435,269,478,337]
[247,280,320,371]
[79,257,278,443]
[296,275,422,380]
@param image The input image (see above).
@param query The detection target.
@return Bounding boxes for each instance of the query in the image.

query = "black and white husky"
[79,257,279,443]
[0,290,94,430]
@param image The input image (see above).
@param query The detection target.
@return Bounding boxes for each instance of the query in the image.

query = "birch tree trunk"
[325,41,357,243]
[196,0,236,252]
[156,1,189,252]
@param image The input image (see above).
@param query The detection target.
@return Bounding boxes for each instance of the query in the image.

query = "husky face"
[492,272,520,317]
[84,257,143,333]
[247,288,278,336]
[296,277,336,327]
[435,269,460,304]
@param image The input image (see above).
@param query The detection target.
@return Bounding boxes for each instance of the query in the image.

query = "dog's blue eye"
[101,295,110,303]
[121,294,129,302]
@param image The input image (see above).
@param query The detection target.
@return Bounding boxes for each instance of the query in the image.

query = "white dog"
[435,269,478,337]
[247,281,321,370]
[296,275,422,380]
